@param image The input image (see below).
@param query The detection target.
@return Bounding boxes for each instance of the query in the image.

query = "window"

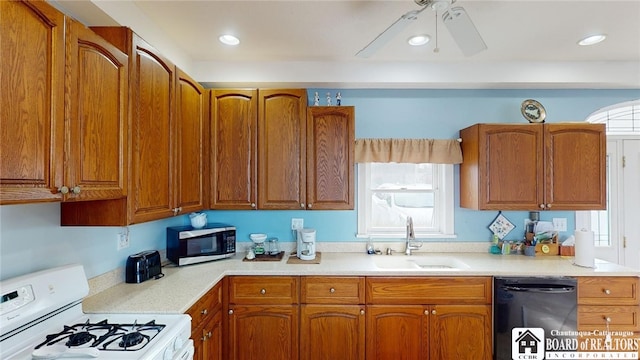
[357,162,455,238]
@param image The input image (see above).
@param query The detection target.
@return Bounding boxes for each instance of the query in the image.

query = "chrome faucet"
[404,216,422,255]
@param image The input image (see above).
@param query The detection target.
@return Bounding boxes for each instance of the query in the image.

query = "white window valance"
[355,138,462,164]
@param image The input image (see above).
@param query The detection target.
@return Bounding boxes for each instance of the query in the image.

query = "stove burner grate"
[35,319,166,352]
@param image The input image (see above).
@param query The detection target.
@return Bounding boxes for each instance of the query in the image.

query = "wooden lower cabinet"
[366,304,491,360]
[227,305,298,360]
[577,276,640,353]
[187,283,222,360]
[193,309,222,360]
[300,305,365,360]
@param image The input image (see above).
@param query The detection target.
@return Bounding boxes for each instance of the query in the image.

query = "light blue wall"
[1,89,638,281]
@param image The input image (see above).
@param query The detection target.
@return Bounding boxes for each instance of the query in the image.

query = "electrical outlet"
[552,218,567,232]
[291,218,304,230]
[117,228,130,250]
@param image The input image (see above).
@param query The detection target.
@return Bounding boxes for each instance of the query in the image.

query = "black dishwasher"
[494,277,577,360]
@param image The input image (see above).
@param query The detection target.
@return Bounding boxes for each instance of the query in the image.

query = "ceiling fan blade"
[356,8,426,58]
[442,6,487,56]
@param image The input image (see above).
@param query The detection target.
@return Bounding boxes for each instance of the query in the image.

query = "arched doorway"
[577,99,640,269]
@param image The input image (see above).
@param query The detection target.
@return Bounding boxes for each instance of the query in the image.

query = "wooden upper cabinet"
[544,123,606,210]
[210,89,258,209]
[1,0,65,204]
[176,69,208,214]
[63,19,128,201]
[307,106,355,210]
[460,123,606,210]
[87,27,177,223]
[257,89,308,210]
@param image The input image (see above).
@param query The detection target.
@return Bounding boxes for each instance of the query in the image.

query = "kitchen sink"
[372,255,470,271]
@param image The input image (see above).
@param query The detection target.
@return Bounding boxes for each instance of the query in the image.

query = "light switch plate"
[552,218,567,232]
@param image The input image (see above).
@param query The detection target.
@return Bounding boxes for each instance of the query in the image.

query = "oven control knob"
[163,346,174,360]
[174,336,184,351]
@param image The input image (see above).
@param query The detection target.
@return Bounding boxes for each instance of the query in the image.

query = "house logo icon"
[512,327,545,359]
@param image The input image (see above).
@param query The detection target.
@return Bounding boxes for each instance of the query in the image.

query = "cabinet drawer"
[366,277,492,305]
[301,277,365,304]
[229,276,299,304]
[187,282,222,328]
[578,277,639,305]
[578,305,639,331]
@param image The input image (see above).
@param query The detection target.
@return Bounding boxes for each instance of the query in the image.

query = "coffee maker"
[296,228,316,261]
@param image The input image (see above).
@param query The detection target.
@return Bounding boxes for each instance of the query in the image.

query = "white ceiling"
[52,0,640,89]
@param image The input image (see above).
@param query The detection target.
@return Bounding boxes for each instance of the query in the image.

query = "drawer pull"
[329,288,336,293]
[604,289,611,295]
[201,309,208,315]
[604,316,612,323]
[260,288,266,295]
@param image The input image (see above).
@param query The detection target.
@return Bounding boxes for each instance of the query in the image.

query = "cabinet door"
[258,89,307,210]
[306,107,355,210]
[366,305,429,360]
[227,305,299,360]
[461,124,544,210]
[545,123,606,210]
[1,0,65,204]
[210,89,258,209]
[129,35,176,223]
[300,305,365,360]
[203,309,223,360]
[430,305,492,360]
[175,69,207,213]
[64,19,128,201]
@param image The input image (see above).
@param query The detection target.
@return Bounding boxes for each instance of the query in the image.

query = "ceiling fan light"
[408,34,431,46]
[219,34,240,46]
[578,34,606,46]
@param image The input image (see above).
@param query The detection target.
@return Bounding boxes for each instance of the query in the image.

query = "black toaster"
[125,250,164,283]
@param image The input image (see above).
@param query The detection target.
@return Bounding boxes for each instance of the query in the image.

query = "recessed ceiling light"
[219,34,240,46]
[578,34,607,46]
[408,34,430,46]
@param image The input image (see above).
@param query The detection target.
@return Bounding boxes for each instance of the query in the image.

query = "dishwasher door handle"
[502,285,575,293]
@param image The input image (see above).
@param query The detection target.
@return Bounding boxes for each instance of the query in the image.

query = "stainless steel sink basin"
[372,255,470,271]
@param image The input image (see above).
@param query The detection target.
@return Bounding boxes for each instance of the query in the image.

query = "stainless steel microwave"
[167,224,236,266]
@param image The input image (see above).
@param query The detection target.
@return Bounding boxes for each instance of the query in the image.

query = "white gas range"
[0,264,193,360]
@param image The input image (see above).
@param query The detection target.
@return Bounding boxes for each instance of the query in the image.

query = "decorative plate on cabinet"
[521,99,546,123]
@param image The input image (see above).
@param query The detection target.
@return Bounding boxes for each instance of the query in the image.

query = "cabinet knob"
[329,287,336,293]
[307,203,312,209]
[58,186,70,194]
[604,289,611,295]
[431,309,437,315]
[360,309,365,315]
[424,310,429,315]
[206,331,212,339]
[71,186,81,194]
[251,203,256,208]
[260,288,266,295]
[539,204,545,209]
[201,309,208,315]
[228,309,234,315]
[546,204,552,209]
[300,203,305,209]
[200,336,207,342]
[604,316,612,323]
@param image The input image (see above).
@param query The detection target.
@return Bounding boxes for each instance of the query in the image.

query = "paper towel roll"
[574,229,595,268]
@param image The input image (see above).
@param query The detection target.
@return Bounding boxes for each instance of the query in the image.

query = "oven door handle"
[173,339,194,360]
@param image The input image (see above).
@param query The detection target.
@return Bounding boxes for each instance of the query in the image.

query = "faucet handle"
[386,248,395,255]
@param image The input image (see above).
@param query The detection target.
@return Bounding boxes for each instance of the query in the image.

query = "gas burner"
[35,319,165,352]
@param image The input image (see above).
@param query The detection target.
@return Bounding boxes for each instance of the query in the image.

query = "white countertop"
[82,252,639,315]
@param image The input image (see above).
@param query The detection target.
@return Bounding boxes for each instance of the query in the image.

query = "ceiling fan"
[356,0,487,58]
